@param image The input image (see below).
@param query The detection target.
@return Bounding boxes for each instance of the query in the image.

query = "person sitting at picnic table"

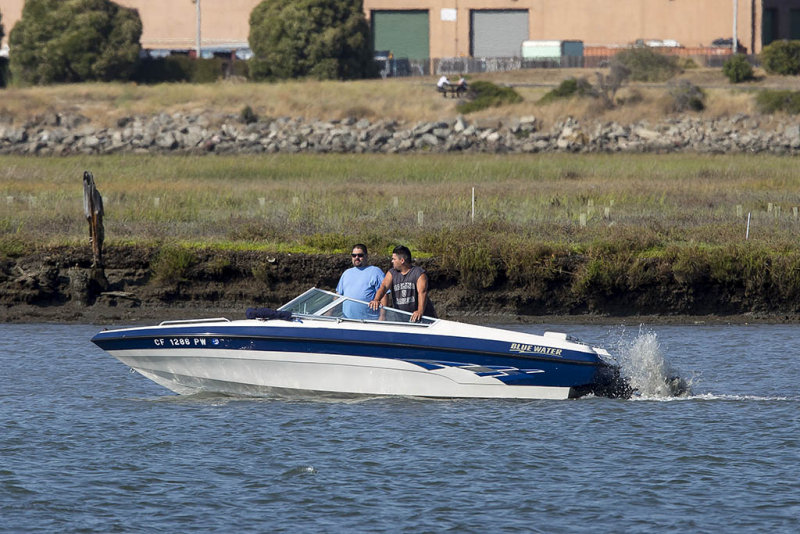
[437,75,451,93]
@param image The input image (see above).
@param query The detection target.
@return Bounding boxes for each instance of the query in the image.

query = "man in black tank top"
[369,245,436,322]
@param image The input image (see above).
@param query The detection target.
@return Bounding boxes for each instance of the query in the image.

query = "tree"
[249,0,376,80]
[614,47,680,82]
[722,54,754,83]
[760,40,800,76]
[0,10,7,88]
[9,0,141,84]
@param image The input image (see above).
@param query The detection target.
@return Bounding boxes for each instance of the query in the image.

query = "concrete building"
[0,0,259,56]
[2,1,800,59]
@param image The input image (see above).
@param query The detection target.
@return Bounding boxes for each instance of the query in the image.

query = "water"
[2,323,798,533]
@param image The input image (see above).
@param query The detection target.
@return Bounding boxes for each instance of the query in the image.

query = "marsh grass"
[3,153,800,256]
[5,152,800,295]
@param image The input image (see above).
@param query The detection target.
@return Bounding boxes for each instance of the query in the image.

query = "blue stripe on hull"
[92,326,605,388]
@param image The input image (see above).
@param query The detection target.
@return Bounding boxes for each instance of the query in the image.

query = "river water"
[1,322,798,533]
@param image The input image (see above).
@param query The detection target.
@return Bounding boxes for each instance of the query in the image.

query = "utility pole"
[732,0,738,53]
[193,0,202,58]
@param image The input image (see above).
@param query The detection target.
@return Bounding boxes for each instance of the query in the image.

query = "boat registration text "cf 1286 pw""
[91,288,632,400]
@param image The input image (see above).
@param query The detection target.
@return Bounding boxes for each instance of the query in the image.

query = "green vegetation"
[760,40,800,76]
[538,64,630,109]
[613,47,681,82]
[9,0,142,85]
[2,153,800,254]
[538,77,595,104]
[240,105,258,124]
[722,54,754,83]
[0,57,7,89]
[248,0,375,80]
[133,56,249,84]
[457,81,522,113]
[667,80,705,112]
[0,10,5,87]
[755,90,800,114]
[4,153,800,304]
[152,245,198,283]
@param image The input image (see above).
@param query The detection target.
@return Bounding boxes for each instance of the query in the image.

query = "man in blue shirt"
[336,244,386,319]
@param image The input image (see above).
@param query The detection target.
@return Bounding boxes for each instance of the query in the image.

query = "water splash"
[281,465,317,477]
[613,327,692,399]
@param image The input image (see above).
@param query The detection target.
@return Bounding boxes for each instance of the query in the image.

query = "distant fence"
[379,48,758,77]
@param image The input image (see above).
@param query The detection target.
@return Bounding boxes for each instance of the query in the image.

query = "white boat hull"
[111,348,573,400]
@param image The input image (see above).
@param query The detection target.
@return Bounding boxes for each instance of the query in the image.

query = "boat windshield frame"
[279,288,437,326]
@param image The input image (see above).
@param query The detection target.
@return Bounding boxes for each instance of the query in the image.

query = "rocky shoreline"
[3,111,800,155]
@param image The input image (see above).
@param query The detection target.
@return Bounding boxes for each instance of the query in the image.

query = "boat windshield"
[279,288,436,325]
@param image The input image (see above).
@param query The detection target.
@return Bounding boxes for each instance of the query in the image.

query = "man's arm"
[335,271,346,295]
[411,273,429,322]
[369,272,392,310]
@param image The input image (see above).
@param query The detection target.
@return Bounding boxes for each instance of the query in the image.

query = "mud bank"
[2,245,798,325]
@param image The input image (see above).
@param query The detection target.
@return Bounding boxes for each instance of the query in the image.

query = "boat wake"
[611,327,692,400]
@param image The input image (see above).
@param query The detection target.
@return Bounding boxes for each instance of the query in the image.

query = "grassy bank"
[3,152,800,316]
[3,152,800,251]
[1,68,799,129]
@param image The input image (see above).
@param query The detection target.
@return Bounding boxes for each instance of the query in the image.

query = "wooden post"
[83,171,105,268]
[471,187,475,222]
[746,212,751,240]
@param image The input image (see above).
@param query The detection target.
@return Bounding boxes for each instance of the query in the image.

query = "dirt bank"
[1,245,797,326]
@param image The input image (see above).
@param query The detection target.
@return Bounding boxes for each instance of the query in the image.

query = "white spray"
[612,327,691,399]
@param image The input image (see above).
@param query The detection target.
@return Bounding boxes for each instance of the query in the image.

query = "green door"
[371,10,430,60]
[763,8,777,45]
[791,9,800,39]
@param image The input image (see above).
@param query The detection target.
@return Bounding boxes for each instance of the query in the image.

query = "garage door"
[471,10,529,58]
[371,10,430,60]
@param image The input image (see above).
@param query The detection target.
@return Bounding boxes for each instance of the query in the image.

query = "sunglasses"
[351,253,365,258]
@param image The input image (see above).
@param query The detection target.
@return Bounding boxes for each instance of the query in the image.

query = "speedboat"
[91,288,631,400]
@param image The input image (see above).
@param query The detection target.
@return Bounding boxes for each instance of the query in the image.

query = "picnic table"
[437,82,467,98]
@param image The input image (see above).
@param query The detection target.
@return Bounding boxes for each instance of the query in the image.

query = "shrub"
[668,80,705,112]
[614,47,681,82]
[248,0,376,80]
[456,80,522,114]
[538,77,595,104]
[0,234,27,258]
[0,58,8,88]
[240,105,258,124]
[133,56,193,83]
[133,56,247,84]
[152,246,197,283]
[755,90,800,114]
[722,54,754,83]
[302,233,351,252]
[0,11,4,85]
[595,60,631,107]
[9,0,142,84]
[457,242,500,289]
[760,40,800,75]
